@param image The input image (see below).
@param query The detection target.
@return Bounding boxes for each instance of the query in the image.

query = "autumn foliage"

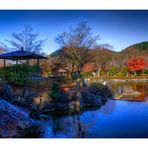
[82,63,97,72]
[128,56,147,71]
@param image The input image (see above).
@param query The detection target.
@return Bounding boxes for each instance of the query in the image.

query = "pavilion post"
[37,59,39,67]
[3,59,6,67]
[28,59,30,65]
[16,60,18,64]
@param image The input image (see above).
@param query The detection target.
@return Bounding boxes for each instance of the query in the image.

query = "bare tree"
[55,22,100,83]
[0,46,7,67]
[2,24,45,53]
[91,45,114,76]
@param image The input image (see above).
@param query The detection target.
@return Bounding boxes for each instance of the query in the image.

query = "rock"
[17,124,44,138]
[22,87,37,99]
[54,102,69,111]
[81,91,102,107]
[39,101,55,112]
[0,129,10,138]
[57,92,68,103]
[0,83,12,94]
[90,83,112,98]
[103,81,108,85]
[76,91,82,99]
[0,84,37,109]
[0,99,35,137]
[89,86,100,95]
[0,84,14,102]
[29,111,40,120]
[84,78,90,87]
[29,105,40,120]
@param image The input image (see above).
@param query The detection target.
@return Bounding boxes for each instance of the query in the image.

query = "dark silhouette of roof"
[0,49,48,60]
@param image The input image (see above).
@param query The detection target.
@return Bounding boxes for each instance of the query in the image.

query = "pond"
[40,81,148,138]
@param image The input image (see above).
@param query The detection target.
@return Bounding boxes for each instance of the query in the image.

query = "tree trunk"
[97,66,102,77]
[76,69,87,87]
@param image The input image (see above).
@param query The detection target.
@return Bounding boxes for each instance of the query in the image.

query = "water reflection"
[100,99,116,115]
[43,101,117,138]
[112,82,148,101]
[51,116,76,138]
[42,82,148,138]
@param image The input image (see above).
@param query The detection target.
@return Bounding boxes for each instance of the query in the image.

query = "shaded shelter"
[0,48,48,67]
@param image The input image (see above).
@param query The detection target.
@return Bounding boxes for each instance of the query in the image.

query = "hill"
[49,42,148,67]
[120,41,148,57]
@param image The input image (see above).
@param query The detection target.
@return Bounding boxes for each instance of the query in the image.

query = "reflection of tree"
[144,83,148,96]
[76,113,85,138]
[75,110,102,138]
[51,115,80,137]
[100,100,116,115]
[112,82,148,102]
[52,117,62,136]
[132,84,146,101]
[50,109,101,138]
[125,82,147,101]
[145,97,148,102]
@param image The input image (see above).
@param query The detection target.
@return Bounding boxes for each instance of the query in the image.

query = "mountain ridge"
[49,41,148,58]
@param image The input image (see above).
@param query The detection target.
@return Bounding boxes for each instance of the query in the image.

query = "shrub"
[120,66,129,76]
[48,83,68,103]
[48,83,61,102]
[100,70,105,76]
[143,69,148,75]
[0,64,40,85]
[108,66,118,76]
[42,69,52,77]
[81,72,93,78]
[116,72,124,77]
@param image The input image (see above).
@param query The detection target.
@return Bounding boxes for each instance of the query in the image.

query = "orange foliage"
[82,63,97,72]
[128,56,147,71]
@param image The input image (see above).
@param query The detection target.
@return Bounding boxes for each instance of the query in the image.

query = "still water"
[41,81,148,138]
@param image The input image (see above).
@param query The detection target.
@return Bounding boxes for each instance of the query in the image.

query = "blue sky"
[0,10,148,54]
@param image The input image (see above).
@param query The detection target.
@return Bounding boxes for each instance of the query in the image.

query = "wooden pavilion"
[0,47,48,67]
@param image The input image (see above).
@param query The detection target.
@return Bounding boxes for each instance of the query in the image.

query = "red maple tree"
[82,63,97,72]
[127,56,147,72]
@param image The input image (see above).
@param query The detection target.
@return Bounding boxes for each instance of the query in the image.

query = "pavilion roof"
[0,50,48,60]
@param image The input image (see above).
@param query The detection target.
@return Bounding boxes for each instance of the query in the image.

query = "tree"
[91,46,114,76]
[82,63,97,72]
[0,46,7,67]
[39,59,51,77]
[55,22,100,82]
[2,25,45,53]
[127,56,147,76]
[0,47,6,54]
[49,57,64,75]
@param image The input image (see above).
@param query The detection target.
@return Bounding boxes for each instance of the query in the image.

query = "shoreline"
[90,75,148,80]
[88,76,148,83]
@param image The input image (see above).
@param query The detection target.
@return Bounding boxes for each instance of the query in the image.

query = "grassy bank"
[90,75,148,80]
